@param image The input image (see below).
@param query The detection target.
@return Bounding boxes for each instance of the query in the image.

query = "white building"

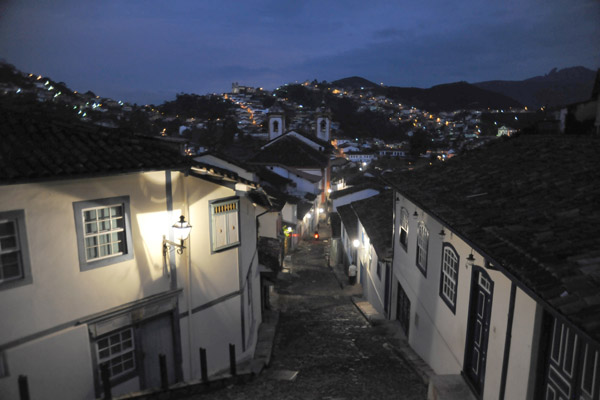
[0,111,265,399]
[385,134,600,399]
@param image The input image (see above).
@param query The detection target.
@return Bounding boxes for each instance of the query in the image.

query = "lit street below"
[187,231,426,399]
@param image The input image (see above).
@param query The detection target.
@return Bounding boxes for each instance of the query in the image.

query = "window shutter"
[214,213,228,249]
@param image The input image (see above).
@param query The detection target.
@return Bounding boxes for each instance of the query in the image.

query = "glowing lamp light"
[353,239,360,248]
[163,215,193,256]
[172,215,192,241]
[319,208,324,213]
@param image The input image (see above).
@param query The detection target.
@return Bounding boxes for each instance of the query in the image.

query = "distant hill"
[383,81,522,112]
[331,77,522,112]
[332,76,379,89]
[474,66,597,109]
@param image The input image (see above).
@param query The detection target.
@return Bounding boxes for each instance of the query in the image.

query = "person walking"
[348,264,357,285]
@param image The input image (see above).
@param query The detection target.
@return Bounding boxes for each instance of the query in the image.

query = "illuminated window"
[96,328,136,380]
[73,196,133,271]
[440,244,459,313]
[399,207,409,250]
[0,210,32,290]
[210,198,240,252]
[416,222,429,276]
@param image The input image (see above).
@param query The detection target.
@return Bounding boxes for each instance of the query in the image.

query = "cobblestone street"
[187,234,426,399]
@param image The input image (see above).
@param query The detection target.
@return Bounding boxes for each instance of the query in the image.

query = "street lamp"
[163,215,192,255]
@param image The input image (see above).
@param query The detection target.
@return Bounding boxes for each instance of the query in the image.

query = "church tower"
[315,105,331,142]
[268,103,285,141]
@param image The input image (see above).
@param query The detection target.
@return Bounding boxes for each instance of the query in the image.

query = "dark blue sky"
[1,0,598,104]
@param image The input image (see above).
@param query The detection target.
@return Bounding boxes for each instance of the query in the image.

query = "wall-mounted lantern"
[163,215,192,255]
[466,252,476,269]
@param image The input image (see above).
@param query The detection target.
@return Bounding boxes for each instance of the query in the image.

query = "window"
[440,244,459,312]
[73,196,133,271]
[416,222,429,276]
[96,328,136,381]
[399,207,408,250]
[210,198,240,252]
[0,210,32,290]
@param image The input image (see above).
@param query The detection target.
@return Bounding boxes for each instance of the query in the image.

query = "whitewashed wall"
[391,191,539,399]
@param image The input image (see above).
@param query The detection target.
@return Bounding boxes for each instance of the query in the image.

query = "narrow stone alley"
[187,229,427,399]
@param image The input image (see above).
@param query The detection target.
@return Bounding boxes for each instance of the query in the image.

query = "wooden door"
[464,268,493,395]
[396,282,410,338]
[384,263,391,316]
[139,314,176,390]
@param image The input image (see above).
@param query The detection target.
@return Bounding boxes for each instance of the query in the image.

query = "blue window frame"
[0,210,32,290]
[73,196,134,271]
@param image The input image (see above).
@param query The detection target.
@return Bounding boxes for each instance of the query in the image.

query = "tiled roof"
[0,105,188,184]
[337,203,358,241]
[256,166,293,188]
[249,135,329,169]
[297,201,313,220]
[385,134,600,341]
[351,191,393,260]
[330,183,383,200]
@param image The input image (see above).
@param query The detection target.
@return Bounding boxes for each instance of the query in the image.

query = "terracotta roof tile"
[385,133,600,340]
[0,106,189,184]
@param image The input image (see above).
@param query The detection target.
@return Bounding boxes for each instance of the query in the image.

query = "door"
[464,267,494,395]
[139,314,176,389]
[359,261,365,286]
[396,282,410,338]
[541,315,600,400]
[383,263,391,316]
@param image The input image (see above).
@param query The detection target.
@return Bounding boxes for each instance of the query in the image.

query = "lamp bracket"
[163,239,186,255]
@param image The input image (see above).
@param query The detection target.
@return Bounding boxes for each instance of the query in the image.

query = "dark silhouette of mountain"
[383,81,522,112]
[474,66,597,109]
[331,77,522,112]
[332,76,379,89]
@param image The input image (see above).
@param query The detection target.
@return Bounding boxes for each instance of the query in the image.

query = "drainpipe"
[184,174,194,379]
[499,283,517,400]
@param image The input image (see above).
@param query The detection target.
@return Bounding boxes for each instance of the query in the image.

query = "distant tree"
[408,131,432,157]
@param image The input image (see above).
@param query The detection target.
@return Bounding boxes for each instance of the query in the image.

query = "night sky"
[1,0,598,105]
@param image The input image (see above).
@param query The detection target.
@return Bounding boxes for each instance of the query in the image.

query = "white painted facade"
[390,192,541,399]
[0,170,263,399]
[354,221,387,315]
[331,189,379,212]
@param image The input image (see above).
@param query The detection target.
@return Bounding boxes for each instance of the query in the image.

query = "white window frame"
[73,196,133,271]
[399,207,409,250]
[96,327,136,381]
[416,222,429,276]
[82,203,125,262]
[210,198,240,253]
[440,244,459,312]
[0,210,32,290]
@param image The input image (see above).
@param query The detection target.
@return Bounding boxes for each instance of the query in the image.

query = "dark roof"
[287,129,333,150]
[385,134,600,341]
[250,135,329,169]
[330,183,382,200]
[256,166,293,188]
[304,192,317,201]
[248,189,271,209]
[351,191,393,260]
[0,106,188,185]
[196,150,254,171]
[337,203,358,240]
[296,201,313,220]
